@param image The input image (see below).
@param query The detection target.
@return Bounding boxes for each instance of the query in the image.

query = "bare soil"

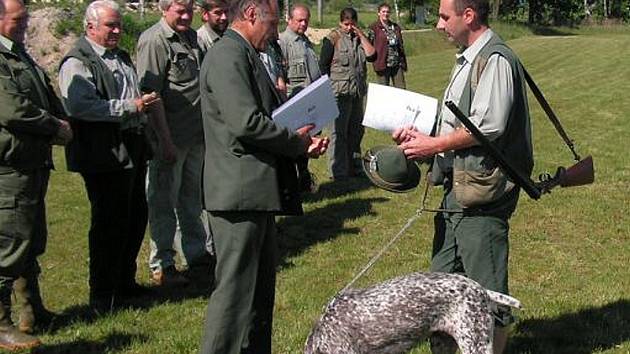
[25,8,78,75]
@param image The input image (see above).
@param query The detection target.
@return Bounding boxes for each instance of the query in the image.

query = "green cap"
[362,145,421,193]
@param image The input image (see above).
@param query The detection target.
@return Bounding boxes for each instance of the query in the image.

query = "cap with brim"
[362,145,421,193]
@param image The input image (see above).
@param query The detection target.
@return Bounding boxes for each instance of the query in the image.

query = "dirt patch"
[305,27,332,45]
[25,8,78,76]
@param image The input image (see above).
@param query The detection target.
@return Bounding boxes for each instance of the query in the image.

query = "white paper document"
[363,83,438,134]
[272,75,339,135]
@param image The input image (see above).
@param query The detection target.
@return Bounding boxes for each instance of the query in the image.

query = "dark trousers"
[81,132,148,299]
[329,94,365,178]
[120,131,149,289]
[201,212,277,354]
[375,66,406,89]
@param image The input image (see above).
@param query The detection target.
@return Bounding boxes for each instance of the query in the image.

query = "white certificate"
[363,83,438,134]
[271,75,339,135]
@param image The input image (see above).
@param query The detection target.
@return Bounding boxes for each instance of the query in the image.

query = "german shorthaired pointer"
[304,272,521,354]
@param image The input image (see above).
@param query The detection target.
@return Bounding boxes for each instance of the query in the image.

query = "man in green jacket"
[198,0,328,352]
[0,0,72,349]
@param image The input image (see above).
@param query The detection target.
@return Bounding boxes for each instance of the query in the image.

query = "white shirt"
[437,29,514,164]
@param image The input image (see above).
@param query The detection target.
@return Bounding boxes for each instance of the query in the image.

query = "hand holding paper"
[363,83,438,134]
[271,75,339,135]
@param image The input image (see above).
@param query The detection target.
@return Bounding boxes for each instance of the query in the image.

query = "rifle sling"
[522,68,581,162]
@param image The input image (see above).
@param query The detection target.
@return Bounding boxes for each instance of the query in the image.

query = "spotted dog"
[304,272,521,354]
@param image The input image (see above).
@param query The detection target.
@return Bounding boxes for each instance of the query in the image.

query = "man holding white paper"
[392,1,533,352]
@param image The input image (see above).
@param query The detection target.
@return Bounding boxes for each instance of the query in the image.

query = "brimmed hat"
[362,145,421,193]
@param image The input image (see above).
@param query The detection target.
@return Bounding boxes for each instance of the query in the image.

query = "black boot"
[0,285,41,351]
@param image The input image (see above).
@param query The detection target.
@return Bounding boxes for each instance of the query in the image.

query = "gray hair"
[83,0,121,30]
[158,0,192,11]
[229,0,273,21]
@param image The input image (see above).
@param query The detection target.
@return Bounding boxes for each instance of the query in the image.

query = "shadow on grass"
[42,265,214,334]
[510,299,630,353]
[302,176,374,204]
[530,26,577,36]
[277,195,388,268]
[33,331,147,353]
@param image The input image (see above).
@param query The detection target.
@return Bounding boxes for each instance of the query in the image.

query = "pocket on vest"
[453,166,514,208]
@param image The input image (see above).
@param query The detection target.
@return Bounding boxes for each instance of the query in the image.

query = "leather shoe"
[18,307,56,334]
[0,325,41,351]
[150,266,189,287]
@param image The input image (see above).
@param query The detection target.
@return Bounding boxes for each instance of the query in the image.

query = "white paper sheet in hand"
[271,75,339,135]
[363,83,438,134]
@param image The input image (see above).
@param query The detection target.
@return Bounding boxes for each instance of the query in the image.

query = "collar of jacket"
[158,18,196,45]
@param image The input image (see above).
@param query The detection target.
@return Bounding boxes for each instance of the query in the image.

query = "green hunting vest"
[327,29,368,97]
[60,36,135,173]
[433,32,533,208]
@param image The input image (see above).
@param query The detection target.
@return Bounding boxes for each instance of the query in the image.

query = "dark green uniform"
[0,36,64,334]
[199,29,306,354]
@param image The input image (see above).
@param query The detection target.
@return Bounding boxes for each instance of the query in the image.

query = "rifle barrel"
[444,101,542,200]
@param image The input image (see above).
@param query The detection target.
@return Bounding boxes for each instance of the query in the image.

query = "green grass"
[28,24,630,354]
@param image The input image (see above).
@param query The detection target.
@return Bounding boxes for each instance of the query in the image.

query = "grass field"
[26,25,630,353]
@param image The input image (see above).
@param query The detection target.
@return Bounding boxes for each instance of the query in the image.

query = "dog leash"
[340,179,451,294]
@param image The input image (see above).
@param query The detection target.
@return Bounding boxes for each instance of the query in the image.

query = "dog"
[304,272,521,354]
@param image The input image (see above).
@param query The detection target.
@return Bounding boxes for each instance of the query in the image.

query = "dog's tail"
[486,290,521,309]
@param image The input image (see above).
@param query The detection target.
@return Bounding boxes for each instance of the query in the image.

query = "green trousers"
[0,169,49,284]
[200,211,277,354]
[430,179,519,326]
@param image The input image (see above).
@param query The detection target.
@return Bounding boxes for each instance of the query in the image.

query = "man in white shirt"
[393,1,533,352]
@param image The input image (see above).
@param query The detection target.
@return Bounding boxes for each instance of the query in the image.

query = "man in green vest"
[198,0,328,352]
[320,7,376,181]
[0,0,72,349]
[59,0,158,312]
[393,0,533,352]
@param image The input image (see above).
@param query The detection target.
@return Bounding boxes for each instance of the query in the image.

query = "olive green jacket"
[200,29,306,215]
[0,41,63,172]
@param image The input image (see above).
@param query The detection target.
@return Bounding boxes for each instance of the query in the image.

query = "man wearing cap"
[392,0,532,352]
[137,0,208,287]
[0,0,72,348]
[196,0,228,55]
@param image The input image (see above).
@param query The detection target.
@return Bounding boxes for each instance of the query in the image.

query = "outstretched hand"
[296,124,329,158]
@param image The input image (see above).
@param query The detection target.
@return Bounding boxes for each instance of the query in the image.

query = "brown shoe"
[18,307,56,334]
[150,266,189,287]
[0,325,41,351]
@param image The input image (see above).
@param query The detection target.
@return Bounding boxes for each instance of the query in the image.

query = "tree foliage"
[500,0,629,24]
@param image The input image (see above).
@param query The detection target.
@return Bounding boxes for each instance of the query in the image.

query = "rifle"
[444,101,594,200]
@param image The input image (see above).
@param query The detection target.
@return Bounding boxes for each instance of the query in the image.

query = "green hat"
[362,145,421,193]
